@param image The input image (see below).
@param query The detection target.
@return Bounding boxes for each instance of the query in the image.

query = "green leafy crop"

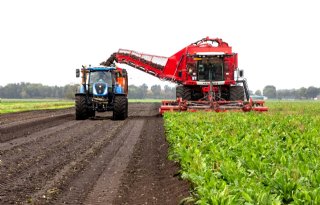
[164,101,320,204]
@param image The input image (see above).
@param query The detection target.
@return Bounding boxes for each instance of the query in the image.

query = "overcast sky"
[0,0,319,92]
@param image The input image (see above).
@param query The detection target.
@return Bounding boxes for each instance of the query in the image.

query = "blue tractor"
[75,65,128,120]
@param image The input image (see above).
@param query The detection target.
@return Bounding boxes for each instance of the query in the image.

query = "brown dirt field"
[0,103,190,205]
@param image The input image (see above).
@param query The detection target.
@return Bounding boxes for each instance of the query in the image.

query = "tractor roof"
[87,66,116,71]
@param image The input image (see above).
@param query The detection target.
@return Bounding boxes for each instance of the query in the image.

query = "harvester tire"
[75,95,88,120]
[183,87,192,101]
[113,95,128,120]
[230,86,245,101]
[176,86,184,98]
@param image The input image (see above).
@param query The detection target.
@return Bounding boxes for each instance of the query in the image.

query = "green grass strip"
[0,99,74,114]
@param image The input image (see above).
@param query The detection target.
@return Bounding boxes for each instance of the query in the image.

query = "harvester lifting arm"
[100,37,268,114]
[101,50,179,83]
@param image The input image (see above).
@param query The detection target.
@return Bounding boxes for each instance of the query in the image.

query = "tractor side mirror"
[76,69,80,78]
[239,70,244,78]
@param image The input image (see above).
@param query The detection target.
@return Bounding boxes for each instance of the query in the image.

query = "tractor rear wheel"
[75,95,88,120]
[230,86,245,101]
[113,95,128,120]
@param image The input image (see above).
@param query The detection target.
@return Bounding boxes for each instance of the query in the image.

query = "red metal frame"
[103,37,268,113]
[115,37,238,85]
[159,98,268,114]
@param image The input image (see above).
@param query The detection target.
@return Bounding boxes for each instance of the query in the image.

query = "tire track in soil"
[113,115,190,205]
[0,116,124,204]
[0,108,74,126]
[0,103,191,204]
[57,119,144,204]
[0,113,74,143]
[0,109,118,203]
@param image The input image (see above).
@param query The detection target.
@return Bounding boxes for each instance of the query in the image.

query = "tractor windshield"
[197,59,223,81]
[89,71,113,86]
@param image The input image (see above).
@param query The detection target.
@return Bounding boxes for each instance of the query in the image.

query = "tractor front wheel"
[113,95,128,120]
[75,95,88,120]
[87,108,95,118]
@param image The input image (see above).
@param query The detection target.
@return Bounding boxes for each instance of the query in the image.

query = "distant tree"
[0,82,77,99]
[151,85,161,98]
[297,87,307,99]
[306,86,319,99]
[255,90,262,96]
[277,89,296,100]
[263,85,277,99]
[64,84,78,99]
[140,84,148,99]
[128,85,141,99]
[164,85,175,99]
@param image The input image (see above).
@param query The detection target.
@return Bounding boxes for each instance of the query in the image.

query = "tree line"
[0,83,176,99]
[260,85,320,99]
[1,82,319,100]
[128,84,176,99]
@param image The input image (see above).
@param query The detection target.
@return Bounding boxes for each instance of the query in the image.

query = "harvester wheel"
[75,95,88,120]
[183,87,192,101]
[230,86,245,101]
[176,86,184,98]
[113,95,128,120]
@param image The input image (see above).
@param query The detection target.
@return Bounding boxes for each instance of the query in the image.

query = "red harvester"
[101,37,268,114]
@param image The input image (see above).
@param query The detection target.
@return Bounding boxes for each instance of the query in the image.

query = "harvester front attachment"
[159,98,268,115]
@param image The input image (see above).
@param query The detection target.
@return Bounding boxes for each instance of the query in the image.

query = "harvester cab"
[75,65,128,120]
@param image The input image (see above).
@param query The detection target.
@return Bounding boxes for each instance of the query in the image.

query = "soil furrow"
[0,113,74,143]
[113,115,190,205]
[0,108,74,126]
[84,119,144,205]
[0,103,191,205]
[0,120,102,181]
[0,120,124,204]
[0,120,80,151]
[29,120,126,204]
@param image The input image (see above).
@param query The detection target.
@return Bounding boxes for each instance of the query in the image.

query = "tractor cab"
[88,69,113,97]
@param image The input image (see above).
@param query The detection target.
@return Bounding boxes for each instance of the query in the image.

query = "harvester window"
[197,61,223,81]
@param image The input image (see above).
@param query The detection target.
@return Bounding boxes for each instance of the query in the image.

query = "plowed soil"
[0,103,190,205]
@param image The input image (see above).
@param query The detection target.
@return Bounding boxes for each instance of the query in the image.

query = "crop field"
[0,99,74,114]
[164,101,320,204]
